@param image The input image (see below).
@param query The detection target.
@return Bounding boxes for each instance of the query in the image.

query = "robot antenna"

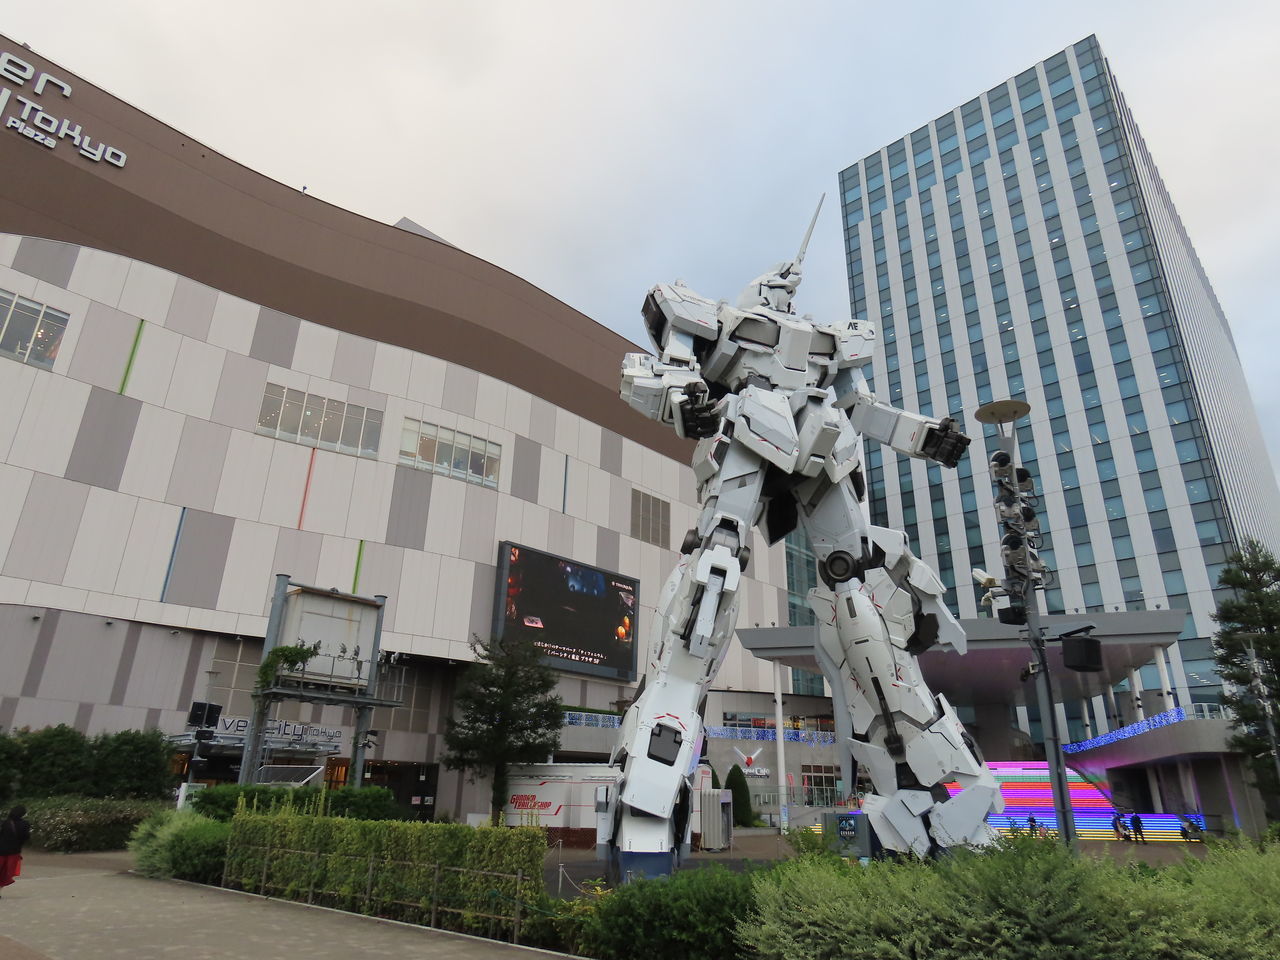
[793,194,825,269]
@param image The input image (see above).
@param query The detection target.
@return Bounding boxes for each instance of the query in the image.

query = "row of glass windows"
[849,46,1234,633]
[0,287,69,370]
[257,383,382,458]
[631,488,670,549]
[399,417,500,488]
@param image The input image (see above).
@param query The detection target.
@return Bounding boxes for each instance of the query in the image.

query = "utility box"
[823,811,873,859]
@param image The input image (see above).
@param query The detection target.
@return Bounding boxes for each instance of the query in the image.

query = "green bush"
[0,725,175,800]
[581,865,755,960]
[131,810,230,884]
[520,884,605,954]
[25,796,168,851]
[739,836,1262,960]
[725,764,753,828]
[191,784,321,821]
[0,730,22,806]
[783,825,831,857]
[1158,839,1280,959]
[190,784,403,822]
[224,811,545,934]
[90,729,175,799]
[15,725,94,797]
[325,786,402,820]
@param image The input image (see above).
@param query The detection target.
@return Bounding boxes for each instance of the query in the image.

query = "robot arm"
[622,283,723,439]
[837,377,970,468]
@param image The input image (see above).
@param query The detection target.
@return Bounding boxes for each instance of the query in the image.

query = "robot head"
[735,261,802,313]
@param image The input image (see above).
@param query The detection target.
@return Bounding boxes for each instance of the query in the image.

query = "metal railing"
[223,842,529,943]
[561,712,839,746]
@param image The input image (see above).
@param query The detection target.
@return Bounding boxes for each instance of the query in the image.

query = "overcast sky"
[5,1,1280,464]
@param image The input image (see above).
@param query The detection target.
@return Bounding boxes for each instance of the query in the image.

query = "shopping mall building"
[0,37,1263,836]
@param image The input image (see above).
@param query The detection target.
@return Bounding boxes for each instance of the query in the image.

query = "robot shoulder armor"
[643,283,722,347]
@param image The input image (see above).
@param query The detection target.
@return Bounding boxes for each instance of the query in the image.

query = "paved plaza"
[0,851,566,960]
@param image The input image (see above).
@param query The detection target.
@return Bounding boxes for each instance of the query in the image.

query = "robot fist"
[677,381,720,439]
[920,417,970,468]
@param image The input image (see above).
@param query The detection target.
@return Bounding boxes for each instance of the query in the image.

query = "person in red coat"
[0,806,31,894]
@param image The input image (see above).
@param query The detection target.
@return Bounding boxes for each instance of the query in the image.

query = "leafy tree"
[16,724,93,797]
[1212,538,1280,808]
[0,729,22,805]
[725,763,753,827]
[91,729,175,799]
[443,635,562,825]
[710,765,721,790]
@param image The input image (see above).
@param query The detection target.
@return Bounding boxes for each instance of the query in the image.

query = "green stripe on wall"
[118,318,145,394]
[352,539,366,594]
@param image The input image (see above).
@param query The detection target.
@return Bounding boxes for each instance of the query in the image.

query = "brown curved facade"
[0,35,688,462]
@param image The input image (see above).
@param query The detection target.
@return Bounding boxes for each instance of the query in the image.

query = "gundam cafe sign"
[0,50,127,167]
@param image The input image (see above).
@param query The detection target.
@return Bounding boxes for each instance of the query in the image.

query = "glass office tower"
[836,36,1280,706]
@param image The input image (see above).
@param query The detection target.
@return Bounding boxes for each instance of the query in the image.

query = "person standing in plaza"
[1129,811,1147,844]
[0,805,31,895]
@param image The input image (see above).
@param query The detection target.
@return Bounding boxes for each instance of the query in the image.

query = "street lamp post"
[975,399,1077,847]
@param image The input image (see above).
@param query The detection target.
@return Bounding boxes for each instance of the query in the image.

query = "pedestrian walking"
[0,805,31,895]
[1111,810,1127,841]
[1129,811,1146,844]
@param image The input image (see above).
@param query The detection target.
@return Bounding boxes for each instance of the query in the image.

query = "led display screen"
[494,542,638,681]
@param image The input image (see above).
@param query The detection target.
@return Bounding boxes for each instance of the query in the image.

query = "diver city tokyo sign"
[0,49,127,168]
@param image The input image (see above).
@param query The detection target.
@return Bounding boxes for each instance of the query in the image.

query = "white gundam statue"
[602,202,1003,877]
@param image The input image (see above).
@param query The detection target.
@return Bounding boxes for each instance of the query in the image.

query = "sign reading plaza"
[0,50,127,167]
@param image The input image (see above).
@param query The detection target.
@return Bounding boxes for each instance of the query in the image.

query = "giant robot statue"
[603,203,1003,875]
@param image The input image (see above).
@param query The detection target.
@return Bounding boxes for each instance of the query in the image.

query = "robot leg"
[802,483,1002,856]
[605,445,765,878]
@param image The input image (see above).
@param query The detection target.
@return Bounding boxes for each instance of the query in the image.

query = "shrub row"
[739,837,1280,960]
[25,796,169,851]
[190,784,403,822]
[131,810,231,884]
[1,725,174,803]
[224,810,546,935]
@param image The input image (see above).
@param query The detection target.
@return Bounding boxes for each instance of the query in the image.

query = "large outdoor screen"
[494,542,638,681]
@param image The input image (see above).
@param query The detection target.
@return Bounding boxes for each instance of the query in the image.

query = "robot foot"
[862,778,1002,858]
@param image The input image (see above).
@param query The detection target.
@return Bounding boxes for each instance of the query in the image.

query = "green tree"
[443,635,562,825]
[91,730,175,799]
[0,729,22,805]
[16,724,93,797]
[725,763,753,827]
[1212,538,1280,809]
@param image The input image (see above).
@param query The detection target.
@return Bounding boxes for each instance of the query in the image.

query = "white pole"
[773,661,788,833]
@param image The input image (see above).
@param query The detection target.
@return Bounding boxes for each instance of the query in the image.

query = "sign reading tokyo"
[0,50,127,168]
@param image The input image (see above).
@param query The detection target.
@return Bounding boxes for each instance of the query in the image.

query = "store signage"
[743,766,772,778]
[0,50,127,167]
[218,715,344,747]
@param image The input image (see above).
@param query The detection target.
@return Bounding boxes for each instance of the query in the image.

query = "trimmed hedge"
[131,810,231,884]
[738,836,1280,960]
[580,865,755,960]
[224,810,545,934]
[190,784,403,822]
[0,725,174,801]
[25,796,169,851]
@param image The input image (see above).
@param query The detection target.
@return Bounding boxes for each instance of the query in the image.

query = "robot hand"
[919,418,970,468]
[676,381,721,439]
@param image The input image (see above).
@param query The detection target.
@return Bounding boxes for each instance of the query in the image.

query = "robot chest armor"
[709,310,839,392]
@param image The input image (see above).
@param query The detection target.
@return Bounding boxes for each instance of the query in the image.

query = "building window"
[399,417,499,487]
[0,287,69,370]
[256,382,381,458]
[631,489,670,548]
[801,764,839,805]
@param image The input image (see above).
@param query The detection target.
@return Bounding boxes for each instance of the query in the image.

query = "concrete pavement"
[1,851,570,960]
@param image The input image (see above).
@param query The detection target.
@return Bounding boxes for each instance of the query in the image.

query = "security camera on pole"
[973,399,1077,847]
